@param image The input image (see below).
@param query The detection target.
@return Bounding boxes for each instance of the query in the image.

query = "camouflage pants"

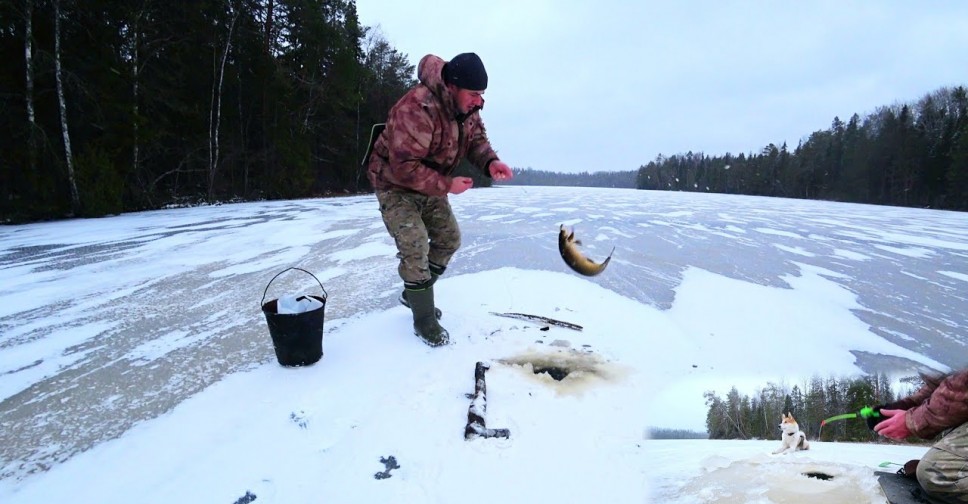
[376,190,460,287]
[918,421,968,503]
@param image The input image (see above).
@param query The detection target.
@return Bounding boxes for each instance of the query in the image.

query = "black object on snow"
[876,471,932,504]
[374,455,401,480]
[232,491,257,504]
[260,267,328,367]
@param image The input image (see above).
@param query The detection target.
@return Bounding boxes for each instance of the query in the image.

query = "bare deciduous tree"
[24,0,37,174]
[208,2,240,201]
[54,0,80,214]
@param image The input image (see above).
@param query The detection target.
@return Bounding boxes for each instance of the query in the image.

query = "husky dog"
[772,412,810,454]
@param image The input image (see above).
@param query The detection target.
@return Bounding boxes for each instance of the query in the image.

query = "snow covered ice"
[651,440,926,502]
[0,186,965,503]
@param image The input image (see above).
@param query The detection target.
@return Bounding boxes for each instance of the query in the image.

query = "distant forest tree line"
[704,374,933,443]
[648,427,709,440]
[501,167,636,188]
[2,1,965,222]
[637,86,968,211]
[511,86,968,212]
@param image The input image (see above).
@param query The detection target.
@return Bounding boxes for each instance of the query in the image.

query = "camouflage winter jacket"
[893,369,968,439]
[366,54,500,197]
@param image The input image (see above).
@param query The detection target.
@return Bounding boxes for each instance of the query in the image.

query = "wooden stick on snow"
[489,311,583,331]
[464,361,510,440]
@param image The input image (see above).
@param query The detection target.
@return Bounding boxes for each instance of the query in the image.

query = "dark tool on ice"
[465,362,510,440]
[558,224,614,276]
[489,311,583,331]
[876,470,932,504]
[232,491,257,504]
[373,455,400,480]
[818,406,881,439]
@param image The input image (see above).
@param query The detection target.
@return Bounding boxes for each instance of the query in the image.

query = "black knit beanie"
[443,53,488,90]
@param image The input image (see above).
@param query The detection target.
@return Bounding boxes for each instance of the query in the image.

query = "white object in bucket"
[277,295,323,314]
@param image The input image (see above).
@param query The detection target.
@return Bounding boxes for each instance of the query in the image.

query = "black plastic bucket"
[260,267,328,367]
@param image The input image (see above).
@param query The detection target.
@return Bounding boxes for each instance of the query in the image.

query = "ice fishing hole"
[803,471,834,481]
[496,349,627,395]
[532,366,569,381]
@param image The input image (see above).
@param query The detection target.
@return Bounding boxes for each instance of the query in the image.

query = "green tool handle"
[821,413,857,425]
[821,407,881,426]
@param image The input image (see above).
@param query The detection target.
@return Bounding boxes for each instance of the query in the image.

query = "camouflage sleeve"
[383,102,451,197]
[465,116,500,177]
[905,370,968,439]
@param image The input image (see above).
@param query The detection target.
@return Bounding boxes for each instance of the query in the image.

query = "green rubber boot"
[405,285,449,347]
[399,265,444,320]
[399,289,442,320]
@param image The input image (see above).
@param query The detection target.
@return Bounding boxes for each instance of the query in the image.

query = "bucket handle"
[261,267,328,308]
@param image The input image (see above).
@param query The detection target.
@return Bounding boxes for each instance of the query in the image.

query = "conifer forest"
[2,1,966,223]
[704,374,930,443]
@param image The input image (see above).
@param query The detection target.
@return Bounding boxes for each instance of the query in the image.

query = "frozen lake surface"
[1,186,965,496]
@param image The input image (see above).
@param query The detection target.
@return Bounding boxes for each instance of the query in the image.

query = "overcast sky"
[354,0,968,174]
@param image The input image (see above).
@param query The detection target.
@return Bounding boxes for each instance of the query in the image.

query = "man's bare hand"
[489,161,513,181]
[874,409,912,440]
[449,176,473,195]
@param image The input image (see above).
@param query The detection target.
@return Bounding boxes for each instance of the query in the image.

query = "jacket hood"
[417,54,458,113]
[417,54,447,92]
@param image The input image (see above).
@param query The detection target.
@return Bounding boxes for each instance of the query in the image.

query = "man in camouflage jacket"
[875,369,968,503]
[366,52,513,347]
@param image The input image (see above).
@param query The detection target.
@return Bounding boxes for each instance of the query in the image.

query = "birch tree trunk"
[25,0,36,173]
[208,4,239,201]
[54,0,80,214]
[262,0,274,179]
[238,60,248,196]
[132,8,142,179]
